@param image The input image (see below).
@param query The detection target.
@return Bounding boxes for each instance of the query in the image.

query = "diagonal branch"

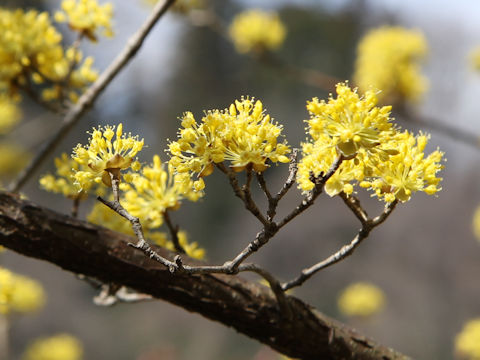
[9,0,177,192]
[0,192,409,360]
[282,200,398,291]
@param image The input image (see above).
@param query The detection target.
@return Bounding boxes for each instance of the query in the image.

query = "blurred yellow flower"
[470,47,480,72]
[22,334,83,360]
[472,206,480,242]
[229,10,286,54]
[40,153,86,199]
[123,155,202,229]
[0,96,20,134]
[55,0,114,41]
[337,282,385,317]
[0,142,30,177]
[0,267,46,314]
[455,318,480,360]
[354,26,428,104]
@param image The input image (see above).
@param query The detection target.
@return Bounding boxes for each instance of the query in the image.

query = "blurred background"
[2,0,480,358]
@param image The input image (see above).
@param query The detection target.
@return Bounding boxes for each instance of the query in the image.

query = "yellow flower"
[353,26,428,104]
[22,334,83,360]
[0,7,100,102]
[0,96,20,134]
[306,83,394,157]
[40,153,88,199]
[0,9,64,92]
[123,155,202,229]
[169,97,290,193]
[72,123,144,190]
[229,10,286,54]
[455,318,480,360]
[337,282,385,317]
[0,142,30,177]
[297,83,443,203]
[55,0,114,41]
[0,267,45,314]
[361,131,444,203]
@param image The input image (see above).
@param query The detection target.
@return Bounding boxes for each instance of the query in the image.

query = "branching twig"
[277,154,344,230]
[98,173,178,272]
[258,149,299,221]
[216,163,268,226]
[9,0,177,192]
[282,200,398,291]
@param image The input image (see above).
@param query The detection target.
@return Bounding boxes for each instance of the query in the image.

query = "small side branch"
[282,200,398,291]
[339,192,368,224]
[164,210,185,254]
[216,163,268,226]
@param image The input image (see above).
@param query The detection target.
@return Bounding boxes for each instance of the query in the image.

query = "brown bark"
[0,192,410,360]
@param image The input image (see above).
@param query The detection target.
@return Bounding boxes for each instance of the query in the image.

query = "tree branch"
[0,192,409,360]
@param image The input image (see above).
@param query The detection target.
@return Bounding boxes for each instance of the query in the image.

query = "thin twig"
[216,163,268,226]
[71,196,81,218]
[259,149,299,221]
[9,0,177,192]
[98,172,178,272]
[339,192,368,224]
[164,210,185,254]
[282,200,398,291]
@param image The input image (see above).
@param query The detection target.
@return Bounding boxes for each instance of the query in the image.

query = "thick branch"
[0,192,409,360]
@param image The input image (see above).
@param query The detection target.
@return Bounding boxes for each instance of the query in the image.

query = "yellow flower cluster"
[0,267,46,314]
[40,153,86,199]
[353,26,428,104]
[297,84,443,202]
[55,0,114,41]
[455,318,480,360]
[0,7,100,102]
[22,334,83,360]
[337,282,385,317]
[229,10,286,54]
[0,96,20,134]
[87,202,205,259]
[123,155,202,229]
[72,123,143,190]
[169,97,290,192]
